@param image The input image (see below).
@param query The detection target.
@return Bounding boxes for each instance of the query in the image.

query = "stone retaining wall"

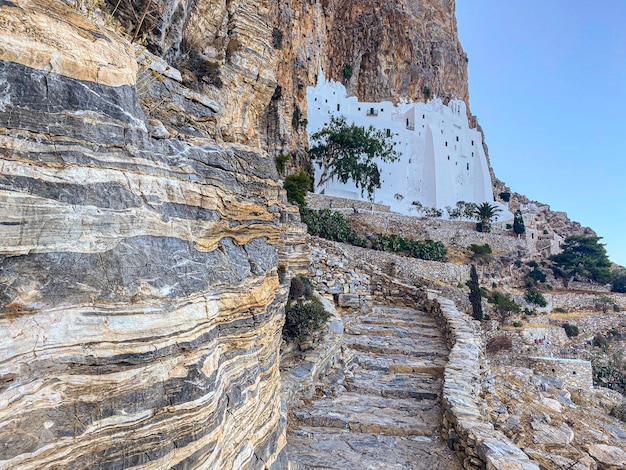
[306,236,539,469]
[526,357,592,390]
[430,295,540,470]
[306,193,390,212]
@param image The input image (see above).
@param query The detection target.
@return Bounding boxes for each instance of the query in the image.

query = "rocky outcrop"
[107,0,469,159]
[0,1,304,467]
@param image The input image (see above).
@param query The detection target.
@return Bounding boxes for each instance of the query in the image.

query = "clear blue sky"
[456,1,626,267]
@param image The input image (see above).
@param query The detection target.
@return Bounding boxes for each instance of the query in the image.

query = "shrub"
[611,271,626,293]
[289,276,313,301]
[527,268,546,284]
[614,304,621,312]
[611,403,626,423]
[283,170,311,206]
[300,208,366,246]
[283,298,330,341]
[277,264,286,283]
[406,239,447,261]
[524,288,547,307]
[512,321,523,328]
[595,295,617,314]
[490,291,521,325]
[486,336,513,354]
[562,323,579,337]
[274,153,290,175]
[469,243,492,259]
[554,307,568,313]
[422,86,431,100]
[592,333,610,350]
[342,64,353,80]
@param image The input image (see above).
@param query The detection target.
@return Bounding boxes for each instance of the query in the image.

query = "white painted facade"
[306,72,496,216]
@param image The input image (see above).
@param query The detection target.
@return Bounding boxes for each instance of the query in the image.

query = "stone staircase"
[286,305,462,469]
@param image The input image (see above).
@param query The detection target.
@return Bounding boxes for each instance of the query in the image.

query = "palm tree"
[474,202,501,233]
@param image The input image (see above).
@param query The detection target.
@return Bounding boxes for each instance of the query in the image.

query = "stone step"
[344,335,448,357]
[286,427,463,470]
[360,318,439,329]
[351,352,446,375]
[345,323,443,338]
[345,371,441,400]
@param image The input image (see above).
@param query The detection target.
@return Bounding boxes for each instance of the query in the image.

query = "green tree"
[490,291,521,326]
[595,295,617,314]
[473,202,502,233]
[513,209,525,236]
[524,288,547,307]
[283,170,312,206]
[550,236,612,283]
[611,270,626,293]
[468,264,483,321]
[309,116,399,200]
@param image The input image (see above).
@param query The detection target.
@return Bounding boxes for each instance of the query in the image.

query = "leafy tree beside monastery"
[309,116,399,200]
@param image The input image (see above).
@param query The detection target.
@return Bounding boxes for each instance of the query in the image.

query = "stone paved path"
[286,305,463,469]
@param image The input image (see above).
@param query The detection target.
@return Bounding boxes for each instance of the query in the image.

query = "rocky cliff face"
[108,0,469,160]
[0,1,307,467]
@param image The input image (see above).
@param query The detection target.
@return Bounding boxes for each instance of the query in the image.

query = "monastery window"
[386,129,392,137]
[422,114,425,119]
[471,140,474,145]
[456,136,459,142]
[445,142,448,146]
[314,98,317,102]
[358,107,361,111]
[447,156,450,160]
[406,118,409,126]
[471,152,474,157]
[381,108,384,112]
[325,99,327,103]
[467,163,469,170]
[337,104,340,111]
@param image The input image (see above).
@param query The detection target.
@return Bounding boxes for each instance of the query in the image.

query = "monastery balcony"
[406,125,415,131]
[366,109,379,116]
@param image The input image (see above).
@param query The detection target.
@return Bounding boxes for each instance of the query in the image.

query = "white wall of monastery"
[306,72,495,215]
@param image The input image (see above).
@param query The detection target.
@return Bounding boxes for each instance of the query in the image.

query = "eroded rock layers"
[0,0,301,468]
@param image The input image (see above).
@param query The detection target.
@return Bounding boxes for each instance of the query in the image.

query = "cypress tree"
[513,209,525,236]
[468,264,483,321]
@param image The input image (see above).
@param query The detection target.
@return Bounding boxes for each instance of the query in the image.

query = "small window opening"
[337,104,340,111]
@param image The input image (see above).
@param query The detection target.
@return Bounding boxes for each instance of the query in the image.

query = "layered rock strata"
[0,0,303,467]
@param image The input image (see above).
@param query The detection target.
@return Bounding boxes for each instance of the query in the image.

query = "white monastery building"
[306,72,495,215]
